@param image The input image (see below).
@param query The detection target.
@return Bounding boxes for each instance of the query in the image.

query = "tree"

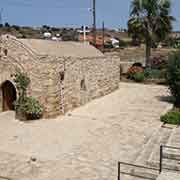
[61,29,78,41]
[166,51,180,107]
[4,22,10,27]
[42,25,50,30]
[128,0,175,67]
[12,25,20,31]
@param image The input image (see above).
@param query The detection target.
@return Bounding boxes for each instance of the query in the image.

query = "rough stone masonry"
[0,34,120,118]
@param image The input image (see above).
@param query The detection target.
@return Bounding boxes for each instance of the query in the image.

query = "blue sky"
[1,0,180,30]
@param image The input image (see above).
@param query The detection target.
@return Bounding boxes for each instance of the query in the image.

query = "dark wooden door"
[2,81,17,111]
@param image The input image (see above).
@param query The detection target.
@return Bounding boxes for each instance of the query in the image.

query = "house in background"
[77,27,124,49]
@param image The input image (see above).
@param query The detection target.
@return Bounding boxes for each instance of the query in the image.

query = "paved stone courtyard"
[0,82,173,180]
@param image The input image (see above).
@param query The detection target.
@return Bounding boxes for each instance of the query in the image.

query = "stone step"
[130,169,158,180]
[167,127,180,148]
[120,167,158,180]
[163,148,180,161]
[129,127,173,180]
[135,127,172,166]
[134,127,162,166]
[156,171,180,180]
[146,126,180,171]
[148,158,180,171]
[121,172,157,180]
[146,127,172,167]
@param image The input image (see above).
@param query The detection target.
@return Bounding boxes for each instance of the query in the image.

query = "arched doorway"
[1,81,17,111]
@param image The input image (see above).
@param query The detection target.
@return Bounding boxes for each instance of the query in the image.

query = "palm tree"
[128,0,175,67]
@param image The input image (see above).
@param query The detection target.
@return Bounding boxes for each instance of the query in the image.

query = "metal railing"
[159,145,180,173]
[118,145,180,180]
[118,162,159,180]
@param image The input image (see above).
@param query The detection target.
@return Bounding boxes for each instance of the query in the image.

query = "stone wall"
[0,35,120,118]
[42,56,120,118]
[106,46,176,74]
[0,36,52,116]
[64,56,120,111]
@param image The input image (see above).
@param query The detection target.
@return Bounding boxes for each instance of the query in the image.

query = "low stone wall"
[106,46,176,74]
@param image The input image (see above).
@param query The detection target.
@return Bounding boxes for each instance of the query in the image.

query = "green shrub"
[160,111,180,125]
[24,97,43,119]
[144,68,163,79]
[174,41,180,49]
[13,70,43,120]
[13,69,30,96]
[119,39,128,48]
[133,72,145,82]
[127,66,144,80]
[166,51,180,107]
[104,43,114,49]
[14,97,43,120]
[151,56,167,70]
[166,38,180,49]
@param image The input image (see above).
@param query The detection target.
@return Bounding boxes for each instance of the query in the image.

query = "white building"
[43,32,52,39]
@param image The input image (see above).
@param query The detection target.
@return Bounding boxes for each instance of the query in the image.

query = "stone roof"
[19,39,104,57]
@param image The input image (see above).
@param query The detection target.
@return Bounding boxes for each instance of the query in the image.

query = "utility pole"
[0,8,3,25]
[0,8,3,45]
[83,25,87,42]
[102,21,105,53]
[92,0,96,46]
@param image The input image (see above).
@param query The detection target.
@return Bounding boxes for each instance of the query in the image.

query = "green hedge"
[133,72,145,82]
[160,111,180,125]
[166,51,180,107]
[144,68,163,79]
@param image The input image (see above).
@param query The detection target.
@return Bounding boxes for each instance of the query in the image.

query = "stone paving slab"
[157,172,180,180]
[168,127,180,148]
[0,82,173,180]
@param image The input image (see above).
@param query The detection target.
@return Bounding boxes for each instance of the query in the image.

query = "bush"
[104,43,114,49]
[127,66,144,79]
[133,72,145,82]
[14,97,43,120]
[151,55,167,70]
[119,39,128,48]
[61,30,78,41]
[13,70,43,120]
[166,37,180,49]
[24,97,43,119]
[13,70,30,93]
[173,41,180,49]
[132,62,142,67]
[160,111,180,125]
[166,51,180,107]
[144,68,163,79]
